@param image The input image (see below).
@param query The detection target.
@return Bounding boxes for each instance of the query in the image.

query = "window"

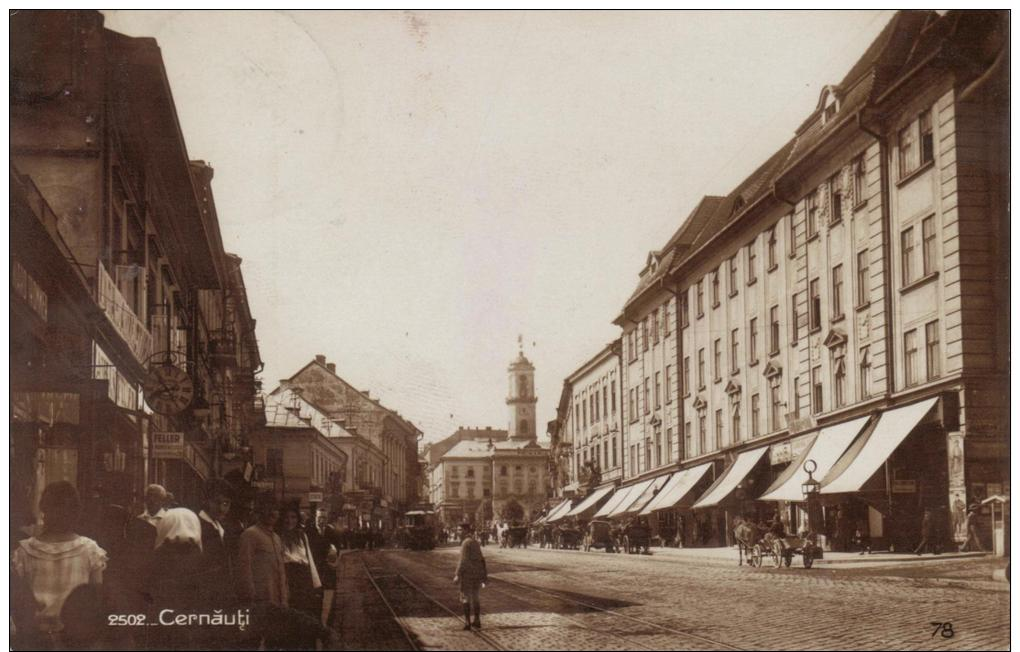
[644,443,651,470]
[788,212,798,253]
[449,483,460,499]
[642,319,650,352]
[809,278,821,331]
[604,441,609,469]
[655,431,662,467]
[728,256,738,296]
[714,409,723,450]
[901,227,915,285]
[652,309,660,345]
[603,385,608,419]
[683,356,690,396]
[829,173,843,223]
[856,249,870,306]
[769,377,783,432]
[643,377,650,414]
[500,465,508,476]
[793,376,801,417]
[811,366,823,415]
[654,372,662,409]
[663,300,671,337]
[904,329,919,387]
[925,320,941,380]
[769,305,780,354]
[747,240,758,284]
[583,393,588,427]
[713,339,722,382]
[267,448,284,477]
[767,227,778,269]
[665,428,673,463]
[832,264,844,319]
[922,216,937,276]
[852,154,866,206]
[730,329,739,374]
[697,410,707,454]
[629,388,637,422]
[466,467,475,478]
[665,365,672,403]
[467,484,475,499]
[833,355,846,408]
[748,317,759,364]
[711,269,720,306]
[898,121,916,178]
[611,381,616,414]
[731,397,741,442]
[696,280,704,317]
[806,192,818,239]
[751,394,761,437]
[684,421,692,457]
[611,437,618,467]
[858,346,871,400]
[791,293,801,343]
[680,291,690,328]
[697,348,706,389]
[629,330,638,362]
[919,109,934,166]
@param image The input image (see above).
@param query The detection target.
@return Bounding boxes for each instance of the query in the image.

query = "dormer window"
[820,86,840,125]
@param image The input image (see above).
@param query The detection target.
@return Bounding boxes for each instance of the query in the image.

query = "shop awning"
[822,397,938,494]
[619,474,671,516]
[566,485,615,517]
[692,446,769,509]
[759,416,870,502]
[592,486,630,518]
[545,498,575,523]
[605,478,656,517]
[640,463,713,514]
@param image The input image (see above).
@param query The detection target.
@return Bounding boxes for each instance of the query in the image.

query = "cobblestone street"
[337,546,1009,651]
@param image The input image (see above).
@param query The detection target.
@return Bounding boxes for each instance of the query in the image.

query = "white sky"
[102,9,894,444]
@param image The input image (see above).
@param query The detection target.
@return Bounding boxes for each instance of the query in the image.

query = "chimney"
[326,362,336,373]
[315,354,326,365]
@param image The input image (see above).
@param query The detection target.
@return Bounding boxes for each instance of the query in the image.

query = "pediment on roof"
[692,395,708,410]
[824,328,848,349]
[724,380,742,396]
[763,361,782,379]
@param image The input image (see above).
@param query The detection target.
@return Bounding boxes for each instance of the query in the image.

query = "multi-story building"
[551,10,1006,552]
[267,355,423,528]
[431,351,551,526]
[552,341,624,498]
[10,11,264,514]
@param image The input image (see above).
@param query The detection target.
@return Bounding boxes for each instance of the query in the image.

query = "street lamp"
[801,459,821,537]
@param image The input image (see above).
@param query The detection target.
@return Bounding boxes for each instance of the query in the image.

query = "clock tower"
[507,341,537,442]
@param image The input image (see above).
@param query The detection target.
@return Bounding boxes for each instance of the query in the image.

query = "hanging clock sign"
[143,364,195,415]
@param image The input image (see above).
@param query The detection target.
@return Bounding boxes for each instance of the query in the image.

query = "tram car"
[399,509,436,550]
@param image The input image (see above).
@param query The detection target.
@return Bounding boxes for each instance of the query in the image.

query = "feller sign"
[153,431,185,459]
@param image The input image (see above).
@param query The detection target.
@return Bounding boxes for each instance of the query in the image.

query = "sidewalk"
[516,542,990,569]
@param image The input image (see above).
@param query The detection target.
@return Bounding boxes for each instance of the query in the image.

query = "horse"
[733,517,762,567]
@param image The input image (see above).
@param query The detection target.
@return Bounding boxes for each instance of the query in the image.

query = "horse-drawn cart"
[554,525,583,550]
[505,525,529,548]
[751,532,822,568]
[621,520,651,554]
[583,519,618,553]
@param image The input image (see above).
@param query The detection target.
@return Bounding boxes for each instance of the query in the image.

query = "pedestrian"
[11,481,108,649]
[279,504,322,624]
[149,508,208,650]
[237,494,288,608]
[958,504,986,552]
[914,509,935,555]
[305,507,337,624]
[453,521,487,630]
[851,522,872,555]
[198,479,235,604]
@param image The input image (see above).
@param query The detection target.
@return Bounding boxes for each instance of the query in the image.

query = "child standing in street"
[453,521,487,630]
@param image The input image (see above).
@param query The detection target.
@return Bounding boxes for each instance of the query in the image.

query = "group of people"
[10,480,345,650]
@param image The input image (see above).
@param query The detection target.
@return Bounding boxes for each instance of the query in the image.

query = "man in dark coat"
[198,480,234,600]
[453,521,487,630]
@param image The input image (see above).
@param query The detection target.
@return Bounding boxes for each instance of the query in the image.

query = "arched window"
[518,374,528,396]
[519,419,529,436]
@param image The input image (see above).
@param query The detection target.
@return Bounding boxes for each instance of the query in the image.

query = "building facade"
[10,10,264,516]
[551,10,1007,552]
[267,355,423,527]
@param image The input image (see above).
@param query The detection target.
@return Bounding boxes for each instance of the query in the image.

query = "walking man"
[453,521,487,630]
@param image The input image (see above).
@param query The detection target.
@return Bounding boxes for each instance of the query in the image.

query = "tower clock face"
[143,364,195,415]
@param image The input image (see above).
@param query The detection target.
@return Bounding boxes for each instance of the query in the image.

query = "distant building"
[431,350,551,526]
[266,355,422,528]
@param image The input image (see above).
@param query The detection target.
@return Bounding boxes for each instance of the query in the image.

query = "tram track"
[376,550,745,651]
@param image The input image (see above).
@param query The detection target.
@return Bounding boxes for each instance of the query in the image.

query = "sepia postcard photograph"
[8,7,1010,651]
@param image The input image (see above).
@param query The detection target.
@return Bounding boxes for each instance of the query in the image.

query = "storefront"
[691,446,771,547]
[639,463,713,546]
